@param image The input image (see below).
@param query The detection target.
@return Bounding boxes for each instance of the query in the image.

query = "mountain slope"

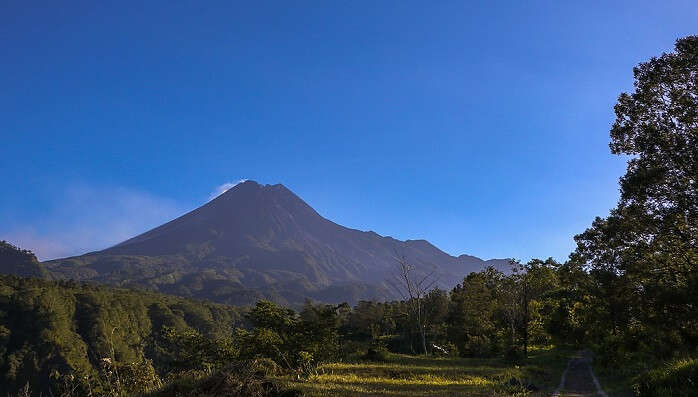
[45,181,509,305]
[0,240,49,278]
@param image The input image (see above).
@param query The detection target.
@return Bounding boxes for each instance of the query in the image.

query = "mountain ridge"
[44,180,510,306]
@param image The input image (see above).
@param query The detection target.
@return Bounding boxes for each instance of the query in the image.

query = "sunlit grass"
[278,346,572,396]
[309,373,493,386]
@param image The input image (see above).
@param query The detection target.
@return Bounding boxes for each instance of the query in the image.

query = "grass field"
[277,346,572,396]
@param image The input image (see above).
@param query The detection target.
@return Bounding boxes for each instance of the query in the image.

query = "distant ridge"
[44,180,510,306]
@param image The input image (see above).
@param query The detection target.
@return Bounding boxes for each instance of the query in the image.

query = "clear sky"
[1,1,696,261]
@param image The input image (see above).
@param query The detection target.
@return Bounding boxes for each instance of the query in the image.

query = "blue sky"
[1,1,696,261]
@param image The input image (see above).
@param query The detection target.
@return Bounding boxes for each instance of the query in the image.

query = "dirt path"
[552,350,608,397]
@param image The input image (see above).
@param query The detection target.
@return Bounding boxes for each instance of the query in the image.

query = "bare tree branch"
[387,250,439,355]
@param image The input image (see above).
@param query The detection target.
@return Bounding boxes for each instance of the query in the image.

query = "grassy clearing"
[277,346,572,396]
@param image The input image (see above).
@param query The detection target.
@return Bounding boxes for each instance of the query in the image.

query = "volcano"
[45,181,509,305]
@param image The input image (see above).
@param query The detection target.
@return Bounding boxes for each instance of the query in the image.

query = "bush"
[503,346,523,364]
[149,359,300,397]
[594,334,633,369]
[463,335,491,357]
[252,358,281,377]
[363,346,389,362]
[49,358,162,397]
[339,340,367,360]
[634,358,698,396]
[295,351,316,379]
[100,358,163,395]
[492,369,538,397]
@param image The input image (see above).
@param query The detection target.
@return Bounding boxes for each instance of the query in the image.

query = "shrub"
[48,358,162,397]
[503,345,523,364]
[295,351,316,379]
[149,360,300,397]
[594,334,633,369]
[491,368,539,397]
[252,358,281,377]
[363,345,389,362]
[463,335,491,357]
[633,358,698,396]
[161,326,239,373]
[100,358,163,395]
[339,339,366,360]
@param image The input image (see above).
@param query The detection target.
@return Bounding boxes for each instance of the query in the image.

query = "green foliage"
[247,300,298,332]
[160,326,238,373]
[573,35,698,367]
[47,357,162,397]
[297,301,342,363]
[147,359,300,397]
[447,267,503,357]
[234,300,341,375]
[634,358,698,397]
[362,339,390,362]
[295,351,315,378]
[348,300,394,340]
[100,358,162,396]
[463,335,491,357]
[0,274,244,396]
[363,347,390,362]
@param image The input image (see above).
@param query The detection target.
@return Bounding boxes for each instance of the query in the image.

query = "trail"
[552,350,608,397]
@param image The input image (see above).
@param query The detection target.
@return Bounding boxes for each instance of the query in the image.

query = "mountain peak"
[46,181,511,305]
[212,180,288,202]
[213,181,303,209]
[225,179,261,192]
[218,180,292,196]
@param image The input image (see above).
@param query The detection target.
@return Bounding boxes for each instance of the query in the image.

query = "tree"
[501,259,559,358]
[238,300,299,369]
[423,288,449,350]
[517,259,559,357]
[388,254,438,355]
[545,259,593,345]
[447,267,503,357]
[298,301,341,362]
[575,36,698,356]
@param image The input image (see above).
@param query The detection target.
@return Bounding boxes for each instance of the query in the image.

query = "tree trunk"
[523,298,529,358]
[523,323,528,358]
[420,326,427,355]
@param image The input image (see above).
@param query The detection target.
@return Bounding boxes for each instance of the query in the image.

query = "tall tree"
[575,36,698,354]
[517,259,559,357]
[447,267,503,357]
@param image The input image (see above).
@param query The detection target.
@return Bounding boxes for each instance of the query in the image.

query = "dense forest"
[0,36,696,396]
[0,264,247,396]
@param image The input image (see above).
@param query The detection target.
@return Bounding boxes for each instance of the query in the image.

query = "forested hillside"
[0,256,574,396]
[0,272,245,395]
